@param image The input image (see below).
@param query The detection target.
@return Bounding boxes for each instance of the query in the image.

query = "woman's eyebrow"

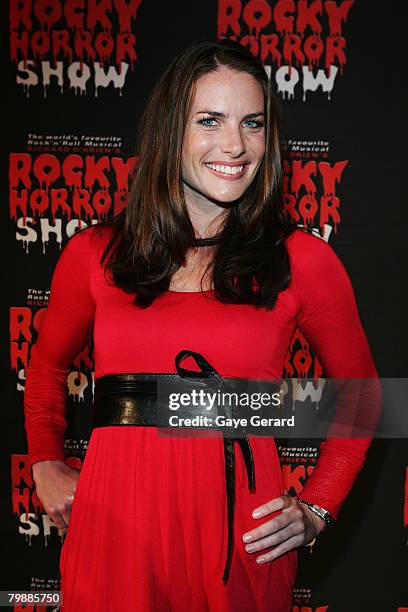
[195,110,265,119]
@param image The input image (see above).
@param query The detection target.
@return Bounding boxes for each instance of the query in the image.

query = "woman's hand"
[242,493,325,564]
[32,460,81,534]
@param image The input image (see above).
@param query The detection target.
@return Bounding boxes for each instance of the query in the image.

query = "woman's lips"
[204,162,248,180]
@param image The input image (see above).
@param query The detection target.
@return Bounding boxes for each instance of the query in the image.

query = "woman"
[24,39,379,611]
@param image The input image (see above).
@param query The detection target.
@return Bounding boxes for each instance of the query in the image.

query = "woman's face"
[181,65,266,207]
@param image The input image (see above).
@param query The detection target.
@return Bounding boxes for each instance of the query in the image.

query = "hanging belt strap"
[175,350,256,583]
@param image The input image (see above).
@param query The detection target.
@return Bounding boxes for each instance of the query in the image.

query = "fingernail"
[252,510,261,518]
[243,534,252,543]
[256,557,266,564]
[246,544,256,552]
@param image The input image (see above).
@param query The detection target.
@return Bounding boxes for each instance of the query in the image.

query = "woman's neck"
[184,186,227,239]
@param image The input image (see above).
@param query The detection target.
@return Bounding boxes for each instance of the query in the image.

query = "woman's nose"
[220,126,246,157]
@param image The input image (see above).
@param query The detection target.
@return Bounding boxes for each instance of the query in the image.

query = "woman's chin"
[205,189,246,207]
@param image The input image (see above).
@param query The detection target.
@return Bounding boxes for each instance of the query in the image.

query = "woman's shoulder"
[284,226,344,275]
[285,226,329,256]
[283,226,354,303]
[63,222,115,257]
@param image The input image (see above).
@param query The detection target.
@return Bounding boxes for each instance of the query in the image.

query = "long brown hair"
[97,38,301,309]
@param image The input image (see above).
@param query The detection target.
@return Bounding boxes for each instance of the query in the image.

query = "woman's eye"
[198,118,218,127]
[243,120,264,129]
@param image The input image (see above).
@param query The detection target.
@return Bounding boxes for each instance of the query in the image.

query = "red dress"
[24,226,379,612]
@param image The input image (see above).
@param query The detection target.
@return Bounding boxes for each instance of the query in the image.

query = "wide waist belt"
[91,350,256,584]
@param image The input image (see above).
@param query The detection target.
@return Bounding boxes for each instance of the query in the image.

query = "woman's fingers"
[60,504,72,528]
[48,508,68,530]
[244,519,305,555]
[251,494,290,519]
[244,497,301,543]
[47,495,75,531]
[253,535,302,564]
[57,514,69,532]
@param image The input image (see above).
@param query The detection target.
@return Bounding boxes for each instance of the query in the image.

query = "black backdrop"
[3,1,407,610]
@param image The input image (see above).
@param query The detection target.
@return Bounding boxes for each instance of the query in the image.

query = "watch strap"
[296,497,334,529]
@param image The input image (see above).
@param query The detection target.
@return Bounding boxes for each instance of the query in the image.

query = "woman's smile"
[204,161,249,180]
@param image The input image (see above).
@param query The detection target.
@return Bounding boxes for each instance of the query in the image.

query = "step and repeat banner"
[3,1,407,610]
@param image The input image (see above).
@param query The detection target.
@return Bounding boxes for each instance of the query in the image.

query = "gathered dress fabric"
[24,226,379,612]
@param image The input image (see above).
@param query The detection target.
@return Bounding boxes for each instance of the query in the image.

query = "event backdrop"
[3,1,407,610]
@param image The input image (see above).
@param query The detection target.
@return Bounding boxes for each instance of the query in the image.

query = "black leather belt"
[91,350,256,584]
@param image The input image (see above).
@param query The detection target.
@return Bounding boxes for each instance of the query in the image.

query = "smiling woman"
[24,38,381,612]
[97,38,294,304]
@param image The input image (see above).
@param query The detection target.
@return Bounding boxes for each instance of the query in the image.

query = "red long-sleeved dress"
[24,225,379,612]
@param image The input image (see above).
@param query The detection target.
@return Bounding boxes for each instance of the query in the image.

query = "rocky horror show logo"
[217,0,354,100]
[10,0,143,97]
[9,150,135,252]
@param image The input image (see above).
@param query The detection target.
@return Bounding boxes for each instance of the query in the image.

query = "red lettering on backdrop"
[11,454,38,523]
[73,345,94,373]
[10,0,142,76]
[75,30,97,66]
[281,464,315,494]
[274,0,295,35]
[9,153,135,223]
[10,307,45,371]
[282,159,347,234]
[10,0,33,30]
[297,1,323,37]
[218,0,354,78]
[115,0,143,32]
[243,0,271,39]
[87,0,112,32]
[325,1,353,36]
[218,0,242,37]
[285,329,323,380]
[116,31,137,70]
[65,0,86,30]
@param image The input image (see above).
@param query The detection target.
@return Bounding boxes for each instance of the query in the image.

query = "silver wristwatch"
[296,498,334,529]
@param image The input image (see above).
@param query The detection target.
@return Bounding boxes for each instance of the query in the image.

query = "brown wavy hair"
[97,38,302,309]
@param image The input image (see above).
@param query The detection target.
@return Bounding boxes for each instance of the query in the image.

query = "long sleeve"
[23,228,96,476]
[286,229,381,519]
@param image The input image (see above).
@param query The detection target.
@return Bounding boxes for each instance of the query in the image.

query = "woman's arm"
[287,229,381,519]
[24,227,96,479]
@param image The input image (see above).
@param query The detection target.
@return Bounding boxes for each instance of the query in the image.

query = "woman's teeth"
[205,163,244,175]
